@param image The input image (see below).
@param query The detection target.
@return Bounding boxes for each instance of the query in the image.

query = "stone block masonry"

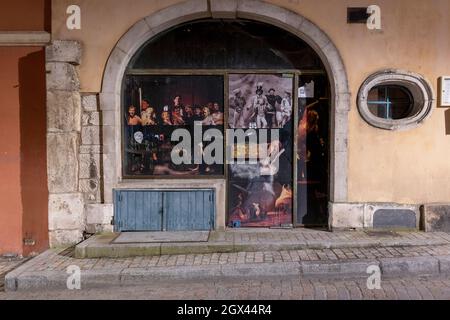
[79,94,103,205]
[422,204,450,232]
[46,40,85,246]
[46,40,110,244]
[79,93,113,234]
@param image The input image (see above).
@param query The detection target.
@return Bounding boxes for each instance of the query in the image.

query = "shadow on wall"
[19,50,49,256]
[446,109,450,135]
[44,0,51,32]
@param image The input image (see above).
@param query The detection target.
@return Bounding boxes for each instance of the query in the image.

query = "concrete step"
[74,231,450,258]
[6,250,450,291]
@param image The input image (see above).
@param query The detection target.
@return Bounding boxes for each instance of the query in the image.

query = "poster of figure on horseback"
[227,74,294,227]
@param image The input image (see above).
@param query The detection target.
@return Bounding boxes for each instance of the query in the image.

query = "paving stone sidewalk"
[212,229,450,250]
[5,229,450,292]
[77,229,450,258]
[19,244,450,271]
[0,258,27,290]
[212,229,450,244]
[6,243,450,292]
[3,275,450,300]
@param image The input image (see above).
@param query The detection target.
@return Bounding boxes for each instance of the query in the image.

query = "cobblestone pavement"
[13,244,450,273]
[78,229,450,258]
[1,275,450,300]
[212,229,450,245]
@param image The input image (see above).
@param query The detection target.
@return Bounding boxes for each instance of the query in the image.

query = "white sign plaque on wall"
[440,76,450,107]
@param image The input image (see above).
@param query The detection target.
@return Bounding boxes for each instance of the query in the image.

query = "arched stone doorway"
[100,0,350,230]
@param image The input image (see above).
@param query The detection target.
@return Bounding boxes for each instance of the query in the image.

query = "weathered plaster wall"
[0,47,49,256]
[0,0,50,31]
[50,0,450,206]
[19,48,49,256]
[0,0,50,256]
[0,48,26,255]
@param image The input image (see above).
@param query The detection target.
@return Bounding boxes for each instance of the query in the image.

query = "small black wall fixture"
[347,7,370,24]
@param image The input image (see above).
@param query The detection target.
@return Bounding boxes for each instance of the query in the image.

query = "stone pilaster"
[46,40,85,246]
[79,94,113,234]
[79,94,103,204]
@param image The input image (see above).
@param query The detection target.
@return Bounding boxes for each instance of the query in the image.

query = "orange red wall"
[0,0,50,256]
[0,1,50,31]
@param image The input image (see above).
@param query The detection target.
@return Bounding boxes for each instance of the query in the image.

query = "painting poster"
[227,74,294,227]
[122,75,224,177]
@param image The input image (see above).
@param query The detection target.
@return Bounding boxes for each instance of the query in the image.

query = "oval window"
[358,71,434,130]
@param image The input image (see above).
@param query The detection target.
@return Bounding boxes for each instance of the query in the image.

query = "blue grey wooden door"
[114,190,163,231]
[163,190,214,231]
[114,189,214,232]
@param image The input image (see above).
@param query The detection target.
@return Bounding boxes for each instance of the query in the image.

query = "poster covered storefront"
[39,0,450,248]
[115,18,331,231]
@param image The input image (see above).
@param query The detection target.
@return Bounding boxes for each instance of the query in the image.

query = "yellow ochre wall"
[51,0,450,205]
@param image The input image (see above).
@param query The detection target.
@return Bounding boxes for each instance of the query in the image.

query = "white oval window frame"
[358,70,434,130]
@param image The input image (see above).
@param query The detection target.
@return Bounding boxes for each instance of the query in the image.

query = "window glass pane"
[367,85,413,120]
[227,74,294,227]
[296,75,329,225]
[122,75,224,177]
[129,20,324,70]
[367,87,380,101]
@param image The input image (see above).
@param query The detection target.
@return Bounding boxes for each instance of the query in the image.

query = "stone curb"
[300,259,378,278]
[76,234,450,258]
[6,254,450,291]
[4,250,56,291]
[379,256,440,277]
